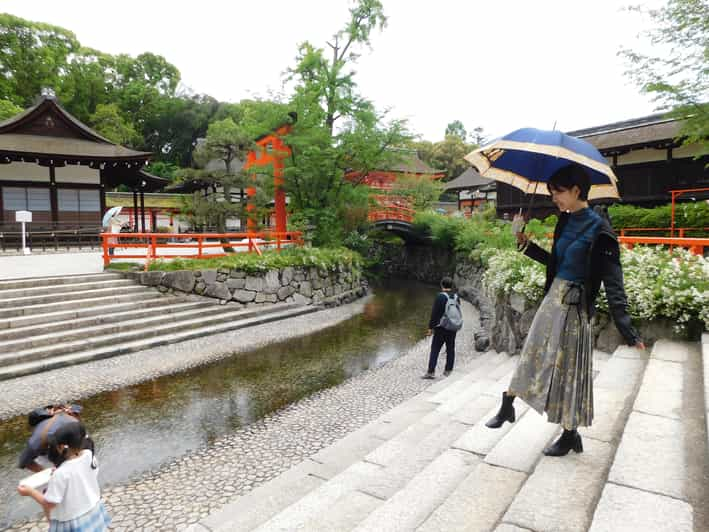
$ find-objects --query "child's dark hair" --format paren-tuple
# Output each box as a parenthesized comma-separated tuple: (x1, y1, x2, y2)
(547, 165, 591, 200)
(47, 421, 97, 469)
(440, 277, 454, 290)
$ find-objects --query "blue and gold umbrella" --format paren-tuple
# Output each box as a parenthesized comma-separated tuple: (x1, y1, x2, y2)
(464, 128, 619, 200)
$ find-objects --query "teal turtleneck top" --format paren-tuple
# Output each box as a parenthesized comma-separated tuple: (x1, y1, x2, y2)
(554, 207, 603, 283)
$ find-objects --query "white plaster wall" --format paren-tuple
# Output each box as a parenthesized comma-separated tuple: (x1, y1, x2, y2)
(0, 162, 51, 182)
(55, 165, 100, 184)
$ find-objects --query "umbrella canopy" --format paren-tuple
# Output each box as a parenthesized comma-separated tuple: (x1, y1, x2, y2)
(102, 206, 122, 227)
(464, 128, 619, 200)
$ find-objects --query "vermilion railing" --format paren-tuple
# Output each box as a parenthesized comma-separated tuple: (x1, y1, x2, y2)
(368, 207, 416, 223)
(618, 236, 709, 256)
(619, 227, 709, 238)
(101, 231, 303, 270)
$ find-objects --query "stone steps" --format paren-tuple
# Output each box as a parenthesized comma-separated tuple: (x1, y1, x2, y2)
(0, 302, 295, 352)
(0, 304, 319, 381)
(588, 340, 703, 532)
(0, 272, 323, 380)
(0, 272, 124, 290)
(0, 300, 212, 341)
(0, 277, 135, 299)
(186, 339, 702, 532)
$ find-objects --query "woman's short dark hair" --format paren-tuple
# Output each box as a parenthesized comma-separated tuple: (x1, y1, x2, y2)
(440, 277, 454, 289)
(547, 165, 591, 201)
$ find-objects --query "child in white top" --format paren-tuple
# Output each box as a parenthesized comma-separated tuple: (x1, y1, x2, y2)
(17, 422, 111, 532)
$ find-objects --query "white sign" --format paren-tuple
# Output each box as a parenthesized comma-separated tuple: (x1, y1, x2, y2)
(15, 210, 32, 223)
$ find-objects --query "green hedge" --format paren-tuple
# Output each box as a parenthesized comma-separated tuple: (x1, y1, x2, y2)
(609, 202, 709, 233)
(145, 247, 362, 273)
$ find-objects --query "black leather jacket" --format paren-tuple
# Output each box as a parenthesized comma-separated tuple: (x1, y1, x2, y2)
(523, 213, 640, 346)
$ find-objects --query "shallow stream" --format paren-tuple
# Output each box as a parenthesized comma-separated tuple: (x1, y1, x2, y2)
(0, 279, 436, 528)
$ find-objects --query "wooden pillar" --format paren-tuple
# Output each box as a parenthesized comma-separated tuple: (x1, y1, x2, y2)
(274, 159, 286, 233)
(132, 189, 139, 232)
(49, 166, 58, 225)
(140, 189, 146, 233)
(99, 171, 106, 221)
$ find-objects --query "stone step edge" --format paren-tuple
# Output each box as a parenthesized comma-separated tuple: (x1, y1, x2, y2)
(0, 294, 186, 329)
(195, 351, 510, 532)
(0, 285, 152, 308)
(0, 278, 136, 299)
(0, 302, 299, 351)
(0, 303, 306, 366)
(0, 291, 168, 320)
(0, 305, 321, 381)
(0, 300, 213, 341)
(0, 272, 123, 289)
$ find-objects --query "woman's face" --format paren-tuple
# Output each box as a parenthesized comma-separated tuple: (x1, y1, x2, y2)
(549, 185, 580, 212)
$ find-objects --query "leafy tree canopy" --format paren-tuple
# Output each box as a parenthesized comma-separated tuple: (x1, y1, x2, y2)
(281, 0, 410, 245)
(0, 98, 22, 121)
(620, 0, 709, 155)
(88, 103, 140, 146)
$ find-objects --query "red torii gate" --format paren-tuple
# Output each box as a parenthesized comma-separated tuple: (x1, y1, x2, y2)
(243, 123, 292, 233)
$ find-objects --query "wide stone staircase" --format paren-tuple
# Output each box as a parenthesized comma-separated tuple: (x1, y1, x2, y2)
(0, 272, 320, 381)
(187, 338, 708, 532)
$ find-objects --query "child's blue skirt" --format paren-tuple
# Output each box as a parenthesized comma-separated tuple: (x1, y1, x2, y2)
(49, 501, 111, 532)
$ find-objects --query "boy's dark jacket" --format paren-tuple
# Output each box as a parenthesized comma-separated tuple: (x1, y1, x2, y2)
(429, 291, 457, 329)
(523, 212, 640, 346)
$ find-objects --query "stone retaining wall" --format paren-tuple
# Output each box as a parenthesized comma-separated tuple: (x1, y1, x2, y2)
(373, 242, 676, 354)
(125, 266, 367, 308)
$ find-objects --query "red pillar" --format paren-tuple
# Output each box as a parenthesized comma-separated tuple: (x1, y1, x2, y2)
(274, 159, 286, 233)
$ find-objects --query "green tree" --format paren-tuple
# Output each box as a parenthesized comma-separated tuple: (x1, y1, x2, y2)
(58, 48, 116, 123)
(282, 0, 409, 245)
(620, 0, 709, 155)
(0, 98, 22, 120)
(429, 135, 474, 180)
(0, 14, 79, 106)
(445, 120, 467, 141)
(179, 118, 269, 233)
(89, 103, 140, 146)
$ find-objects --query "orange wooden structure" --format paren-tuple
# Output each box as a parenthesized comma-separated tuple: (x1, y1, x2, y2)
(243, 123, 293, 233)
(669, 188, 709, 237)
(345, 151, 445, 224)
(101, 230, 303, 269)
(618, 235, 709, 256)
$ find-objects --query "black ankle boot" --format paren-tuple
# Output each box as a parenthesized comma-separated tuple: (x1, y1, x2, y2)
(485, 392, 516, 428)
(543, 429, 583, 456)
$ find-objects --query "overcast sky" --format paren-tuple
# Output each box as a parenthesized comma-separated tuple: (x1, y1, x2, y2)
(3, 0, 663, 142)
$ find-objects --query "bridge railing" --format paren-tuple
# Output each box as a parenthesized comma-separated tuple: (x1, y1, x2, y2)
(101, 231, 304, 270)
(369, 206, 416, 223)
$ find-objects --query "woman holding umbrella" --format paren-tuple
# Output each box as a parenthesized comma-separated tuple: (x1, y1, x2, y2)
(466, 131, 644, 457)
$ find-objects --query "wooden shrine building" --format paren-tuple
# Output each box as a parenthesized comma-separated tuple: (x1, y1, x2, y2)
(0, 93, 167, 232)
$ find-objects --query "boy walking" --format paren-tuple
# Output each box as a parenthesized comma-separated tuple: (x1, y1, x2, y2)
(422, 277, 462, 379)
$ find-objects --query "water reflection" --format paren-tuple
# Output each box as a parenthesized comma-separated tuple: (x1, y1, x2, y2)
(0, 279, 435, 527)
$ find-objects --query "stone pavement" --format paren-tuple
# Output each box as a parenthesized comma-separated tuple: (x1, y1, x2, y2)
(0, 251, 103, 280)
(183, 339, 708, 532)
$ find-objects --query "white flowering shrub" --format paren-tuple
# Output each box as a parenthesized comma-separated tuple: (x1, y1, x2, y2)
(482, 243, 709, 334)
(482, 248, 546, 302)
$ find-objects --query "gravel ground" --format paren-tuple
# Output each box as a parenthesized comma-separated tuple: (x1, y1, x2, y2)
(6, 299, 481, 532)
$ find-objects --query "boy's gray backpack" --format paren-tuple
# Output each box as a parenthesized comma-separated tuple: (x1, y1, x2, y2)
(439, 293, 463, 331)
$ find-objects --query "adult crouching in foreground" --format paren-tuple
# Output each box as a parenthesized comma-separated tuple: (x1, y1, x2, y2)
(485, 164, 645, 456)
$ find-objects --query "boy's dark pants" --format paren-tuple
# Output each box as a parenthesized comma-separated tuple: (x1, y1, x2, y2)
(427, 328, 456, 374)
